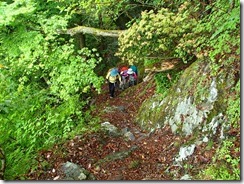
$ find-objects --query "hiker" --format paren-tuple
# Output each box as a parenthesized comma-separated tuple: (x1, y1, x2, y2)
(127, 68, 137, 87)
(129, 65, 138, 76)
(129, 65, 138, 84)
(106, 68, 122, 98)
(119, 66, 129, 90)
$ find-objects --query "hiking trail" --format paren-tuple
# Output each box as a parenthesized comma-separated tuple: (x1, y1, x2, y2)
(27, 79, 181, 180)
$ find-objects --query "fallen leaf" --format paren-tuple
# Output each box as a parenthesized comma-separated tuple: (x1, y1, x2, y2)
(88, 163, 91, 169)
(53, 175, 60, 180)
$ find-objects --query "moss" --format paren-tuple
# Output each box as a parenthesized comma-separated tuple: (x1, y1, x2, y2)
(206, 140, 214, 150)
(128, 160, 140, 169)
(174, 141, 181, 148)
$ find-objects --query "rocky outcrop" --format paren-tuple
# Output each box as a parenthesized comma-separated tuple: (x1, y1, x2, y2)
(137, 59, 237, 136)
(136, 58, 239, 178)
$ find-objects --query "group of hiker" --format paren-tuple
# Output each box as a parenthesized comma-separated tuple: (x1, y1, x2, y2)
(106, 65, 138, 98)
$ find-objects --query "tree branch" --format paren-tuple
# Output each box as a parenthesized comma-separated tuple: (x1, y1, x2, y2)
(60, 26, 127, 37)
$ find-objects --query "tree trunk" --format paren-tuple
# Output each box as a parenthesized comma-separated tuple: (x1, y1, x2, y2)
(78, 33, 85, 48)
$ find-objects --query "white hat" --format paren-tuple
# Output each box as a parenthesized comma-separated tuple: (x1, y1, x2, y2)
(127, 68, 133, 74)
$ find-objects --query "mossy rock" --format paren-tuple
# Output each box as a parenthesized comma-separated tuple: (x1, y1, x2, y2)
(136, 58, 239, 139)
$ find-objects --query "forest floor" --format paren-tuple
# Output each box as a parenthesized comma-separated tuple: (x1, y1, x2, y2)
(26, 78, 217, 180)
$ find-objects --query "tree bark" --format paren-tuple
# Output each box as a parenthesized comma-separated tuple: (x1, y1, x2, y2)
(61, 26, 126, 37)
(78, 33, 85, 48)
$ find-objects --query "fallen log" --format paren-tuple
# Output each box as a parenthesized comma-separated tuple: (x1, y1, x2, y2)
(143, 58, 195, 82)
(59, 26, 126, 37)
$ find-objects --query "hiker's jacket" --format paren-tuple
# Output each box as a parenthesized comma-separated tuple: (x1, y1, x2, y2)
(120, 70, 128, 77)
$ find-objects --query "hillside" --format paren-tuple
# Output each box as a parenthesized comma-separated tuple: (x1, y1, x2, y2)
(25, 58, 240, 180)
(0, 0, 240, 181)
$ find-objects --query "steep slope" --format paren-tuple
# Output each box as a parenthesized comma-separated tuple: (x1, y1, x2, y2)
(25, 58, 240, 180)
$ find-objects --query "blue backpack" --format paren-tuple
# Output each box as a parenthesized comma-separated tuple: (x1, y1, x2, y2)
(130, 65, 138, 75)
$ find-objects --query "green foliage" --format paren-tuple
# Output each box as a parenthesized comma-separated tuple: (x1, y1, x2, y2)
(226, 80, 240, 129)
(175, 0, 240, 70)
(198, 138, 240, 180)
(154, 70, 182, 96)
(0, 0, 104, 180)
(48, 47, 104, 100)
(0, 0, 36, 26)
(0, 80, 91, 179)
(117, 0, 239, 72)
(48, 0, 148, 29)
(116, 2, 197, 65)
(200, 164, 237, 180)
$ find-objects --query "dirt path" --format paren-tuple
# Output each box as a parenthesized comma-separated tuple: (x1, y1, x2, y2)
(26, 80, 181, 180)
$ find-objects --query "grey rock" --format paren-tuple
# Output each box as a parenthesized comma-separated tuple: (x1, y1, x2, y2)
(124, 131, 135, 141)
(61, 161, 96, 180)
(180, 174, 192, 180)
(101, 122, 120, 137)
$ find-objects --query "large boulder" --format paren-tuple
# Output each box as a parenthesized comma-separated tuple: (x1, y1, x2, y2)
(136, 59, 238, 139)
